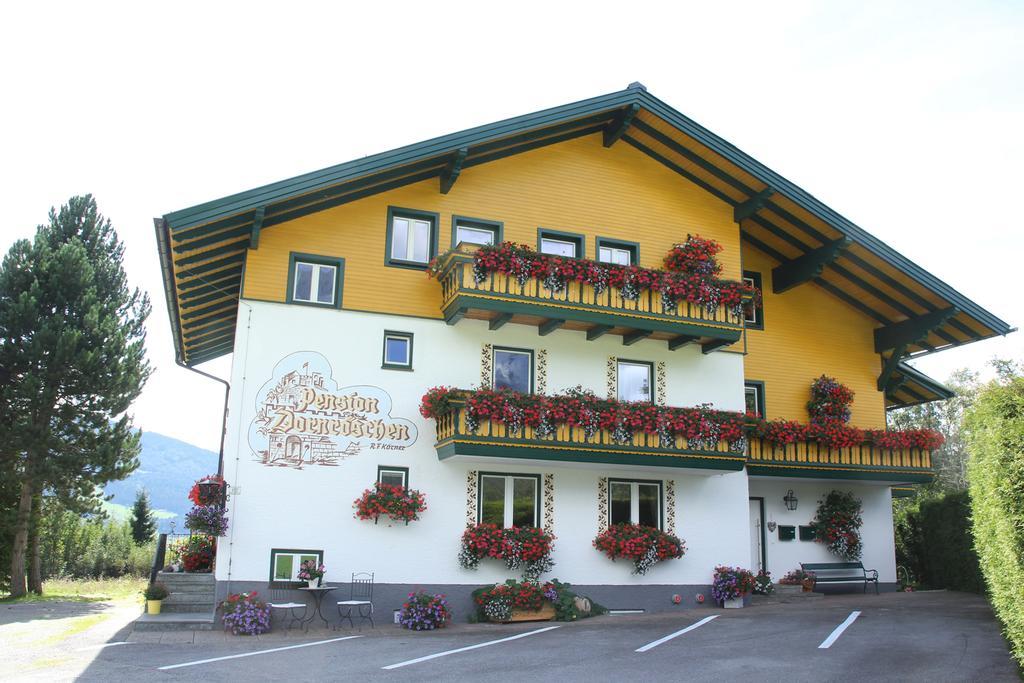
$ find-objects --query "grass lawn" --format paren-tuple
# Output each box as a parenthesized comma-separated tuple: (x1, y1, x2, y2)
(0, 576, 146, 604)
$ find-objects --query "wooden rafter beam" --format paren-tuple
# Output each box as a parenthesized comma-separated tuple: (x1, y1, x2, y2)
(249, 207, 265, 249)
(539, 319, 564, 336)
(701, 338, 733, 354)
(586, 325, 612, 341)
(603, 104, 640, 147)
(489, 312, 513, 331)
(440, 147, 468, 194)
(668, 334, 699, 350)
(733, 188, 774, 223)
(874, 307, 958, 353)
(623, 329, 652, 346)
(877, 344, 908, 391)
(772, 237, 852, 294)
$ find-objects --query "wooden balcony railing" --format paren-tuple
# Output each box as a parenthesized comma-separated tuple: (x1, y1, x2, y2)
(746, 436, 934, 483)
(435, 245, 745, 345)
(434, 401, 748, 472)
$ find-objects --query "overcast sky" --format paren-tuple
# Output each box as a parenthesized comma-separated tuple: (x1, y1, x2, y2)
(1, 1, 1020, 452)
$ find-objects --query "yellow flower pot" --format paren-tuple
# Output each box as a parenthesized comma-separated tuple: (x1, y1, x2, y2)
(146, 599, 162, 615)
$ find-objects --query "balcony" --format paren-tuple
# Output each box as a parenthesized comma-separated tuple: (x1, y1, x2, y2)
(434, 245, 745, 350)
(433, 400, 748, 472)
(746, 437, 934, 483)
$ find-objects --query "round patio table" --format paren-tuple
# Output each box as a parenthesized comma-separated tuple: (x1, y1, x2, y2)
(297, 585, 336, 629)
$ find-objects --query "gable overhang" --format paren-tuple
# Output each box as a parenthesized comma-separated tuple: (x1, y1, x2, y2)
(156, 84, 1014, 366)
(885, 361, 956, 410)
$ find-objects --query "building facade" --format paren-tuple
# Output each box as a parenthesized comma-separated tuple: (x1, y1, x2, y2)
(155, 84, 1012, 613)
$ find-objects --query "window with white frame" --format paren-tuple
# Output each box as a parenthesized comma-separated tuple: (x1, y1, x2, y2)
(608, 479, 661, 528)
(617, 360, 653, 403)
(270, 549, 323, 582)
(744, 382, 764, 418)
(377, 466, 408, 489)
(455, 222, 497, 246)
(390, 214, 433, 264)
(540, 237, 577, 257)
(382, 331, 413, 369)
(479, 473, 539, 528)
(742, 271, 763, 329)
(599, 245, 632, 265)
(492, 347, 533, 394)
(292, 261, 337, 305)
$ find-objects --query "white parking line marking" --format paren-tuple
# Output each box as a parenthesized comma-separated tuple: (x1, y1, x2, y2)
(381, 625, 561, 670)
(157, 635, 362, 670)
(818, 611, 862, 649)
(75, 641, 132, 652)
(635, 615, 719, 652)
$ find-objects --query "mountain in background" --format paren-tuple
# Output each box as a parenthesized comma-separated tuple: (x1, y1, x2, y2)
(103, 431, 218, 530)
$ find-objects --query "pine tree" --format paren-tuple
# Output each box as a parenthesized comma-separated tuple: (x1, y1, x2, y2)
(0, 195, 151, 596)
(130, 489, 157, 545)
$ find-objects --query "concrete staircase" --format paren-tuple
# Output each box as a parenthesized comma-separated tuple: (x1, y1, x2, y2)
(134, 572, 217, 631)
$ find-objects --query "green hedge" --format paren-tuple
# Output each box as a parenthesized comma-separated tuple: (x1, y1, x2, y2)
(966, 377, 1024, 667)
(894, 491, 983, 592)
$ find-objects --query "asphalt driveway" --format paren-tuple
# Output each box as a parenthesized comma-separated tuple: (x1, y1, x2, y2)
(3, 590, 1018, 681)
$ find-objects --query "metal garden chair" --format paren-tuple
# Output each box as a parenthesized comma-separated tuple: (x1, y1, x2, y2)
(335, 572, 374, 630)
(267, 582, 309, 632)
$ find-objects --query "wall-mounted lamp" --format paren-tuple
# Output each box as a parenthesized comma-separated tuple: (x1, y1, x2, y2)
(783, 490, 798, 511)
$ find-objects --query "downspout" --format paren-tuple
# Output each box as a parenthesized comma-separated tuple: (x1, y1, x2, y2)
(176, 360, 230, 476)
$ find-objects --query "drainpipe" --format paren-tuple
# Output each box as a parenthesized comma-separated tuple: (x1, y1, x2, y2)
(177, 360, 230, 476)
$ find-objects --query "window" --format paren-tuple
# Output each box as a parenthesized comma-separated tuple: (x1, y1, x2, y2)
(596, 238, 639, 266)
(608, 479, 662, 528)
(377, 466, 408, 489)
(270, 548, 323, 582)
(617, 360, 653, 403)
(742, 270, 764, 329)
(538, 229, 584, 258)
(744, 381, 765, 418)
(452, 216, 502, 247)
(287, 253, 344, 308)
(492, 347, 533, 394)
(478, 473, 540, 527)
(387, 207, 439, 268)
(382, 331, 413, 370)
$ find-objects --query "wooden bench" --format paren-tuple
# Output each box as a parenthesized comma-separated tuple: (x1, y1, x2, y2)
(801, 561, 879, 594)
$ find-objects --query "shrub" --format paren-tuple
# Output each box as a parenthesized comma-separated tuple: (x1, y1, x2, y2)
(398, 591, 451, 631)
(221, 591, 270, 635)
(966, 377, 1024, 667)
(593, 524, 686, 575)
(143, 582, 169, 600)
(917, 491, 983, 592)
(353, 482, 427, 524)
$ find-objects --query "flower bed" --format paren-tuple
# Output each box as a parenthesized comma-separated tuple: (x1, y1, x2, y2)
(353, 481, 427, 524)
(421, 386, 748, 452)
(473, 579, 557, 622)
(398, 591, 451, 631)
(711, 566, 756, 603)
(429, 236, 758, 317)
(457, 523, 555, 580)
(593, 524, 686, 575)
(221, 591, 271, 635)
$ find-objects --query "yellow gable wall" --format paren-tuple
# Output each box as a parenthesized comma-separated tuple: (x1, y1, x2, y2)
(243, 133, 741, 316)
(742, 247, 886, 429)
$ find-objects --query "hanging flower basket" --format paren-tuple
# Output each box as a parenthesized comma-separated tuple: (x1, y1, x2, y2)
(190, 474, 226, 507)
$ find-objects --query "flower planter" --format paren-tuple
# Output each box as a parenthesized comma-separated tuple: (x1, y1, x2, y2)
(307, 577, 321, 588)
(146, 599, 162, 615)
(492, 603, 556, 623)
(723, 597, 744, 609)
(801, 578, 816, 593)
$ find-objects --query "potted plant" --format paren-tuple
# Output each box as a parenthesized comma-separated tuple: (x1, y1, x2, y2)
(711, 566, 756, 608)
(179, 535, 216, 572)
(593, 524, 686, 575)
(221, 591, 271, 635)
(398, 591, 452, 631)
(297, 559, 326, 588)
(143, 582, 169, 615)
(190, 474, 227, 507)
(752, 570, 774, 595)
(473, 580, 558, 623)
(779, 568, 816, 592)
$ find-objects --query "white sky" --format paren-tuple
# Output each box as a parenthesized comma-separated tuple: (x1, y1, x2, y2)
(1, 1, 1021, 451)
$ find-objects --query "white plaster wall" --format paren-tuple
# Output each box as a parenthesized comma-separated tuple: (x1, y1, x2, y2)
(747, 479, 897, 582)
(216, 300, 750, 587)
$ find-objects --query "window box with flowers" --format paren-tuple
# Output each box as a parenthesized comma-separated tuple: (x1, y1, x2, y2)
(457, 523, 555, 581)
(352, 481, 427, 525)
(593, 524, 686, 575)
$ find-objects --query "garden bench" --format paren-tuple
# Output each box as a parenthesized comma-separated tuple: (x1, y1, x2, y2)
(801, 561, 879, 594)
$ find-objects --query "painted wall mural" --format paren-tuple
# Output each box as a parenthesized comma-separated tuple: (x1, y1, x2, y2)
(249, 351, 418, 469)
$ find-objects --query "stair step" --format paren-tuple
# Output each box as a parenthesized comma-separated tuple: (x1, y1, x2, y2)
(163, 602, 217, 613)
(135, 611, 216, 631)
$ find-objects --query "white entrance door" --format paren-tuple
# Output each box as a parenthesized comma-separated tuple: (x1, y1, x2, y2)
(749, 499, 764, 572)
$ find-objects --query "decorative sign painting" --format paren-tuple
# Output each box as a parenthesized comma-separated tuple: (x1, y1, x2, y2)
(250, 351, 418, 469)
